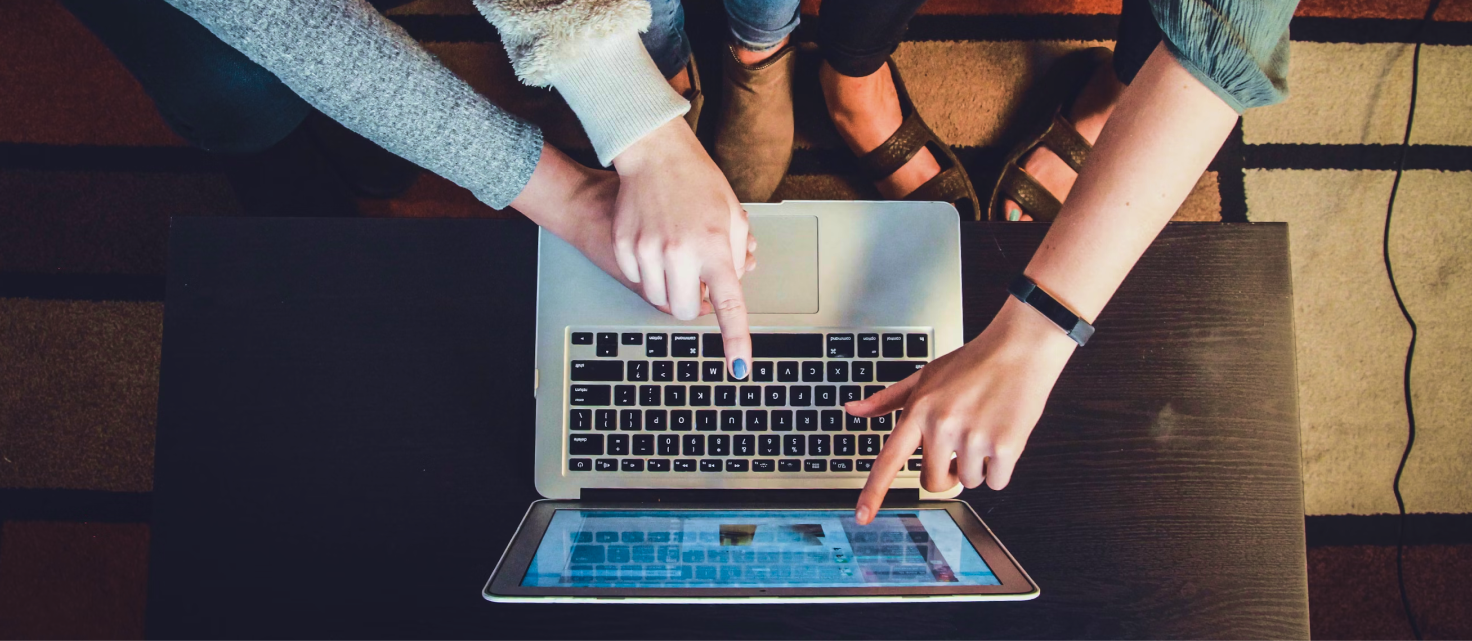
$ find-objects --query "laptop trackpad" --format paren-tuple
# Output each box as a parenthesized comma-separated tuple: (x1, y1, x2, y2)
(742, 215, 819, 314)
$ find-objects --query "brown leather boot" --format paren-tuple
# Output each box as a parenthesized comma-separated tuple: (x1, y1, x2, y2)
(681, 55, 704, 132)
(712, 43, 796, 203)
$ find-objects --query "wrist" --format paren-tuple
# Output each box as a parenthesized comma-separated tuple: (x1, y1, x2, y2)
(994, 296, 1080, 359)
(611, 118, 689, 176)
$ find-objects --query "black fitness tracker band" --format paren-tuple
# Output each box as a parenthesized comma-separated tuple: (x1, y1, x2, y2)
(1007, 274, 1095, 347)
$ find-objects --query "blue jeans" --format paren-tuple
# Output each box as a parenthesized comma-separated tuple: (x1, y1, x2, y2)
(642, 0, 801, 79)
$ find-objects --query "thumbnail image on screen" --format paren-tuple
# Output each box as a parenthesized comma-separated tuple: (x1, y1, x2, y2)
(521, 509, 999, 588)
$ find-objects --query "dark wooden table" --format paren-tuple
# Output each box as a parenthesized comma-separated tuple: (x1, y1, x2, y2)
(150, 218, 1307, 639)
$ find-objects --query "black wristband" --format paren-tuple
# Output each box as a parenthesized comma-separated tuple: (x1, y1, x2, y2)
(1007, 274, 1094, 346)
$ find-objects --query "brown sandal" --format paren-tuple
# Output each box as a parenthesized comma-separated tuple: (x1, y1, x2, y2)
(849, 57, 981, 220)
(988, 47, 1112, 222)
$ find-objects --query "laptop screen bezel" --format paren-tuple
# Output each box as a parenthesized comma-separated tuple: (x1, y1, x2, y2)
(484, 499, 1037, 599)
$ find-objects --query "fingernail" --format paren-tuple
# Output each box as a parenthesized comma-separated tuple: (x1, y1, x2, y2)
(1007, 208, 1021, 222)
(732, 358, 748, 380)
(856, 506, 870, 524)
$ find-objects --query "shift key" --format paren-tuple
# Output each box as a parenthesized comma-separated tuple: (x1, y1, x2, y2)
(570, 385, 612, 405)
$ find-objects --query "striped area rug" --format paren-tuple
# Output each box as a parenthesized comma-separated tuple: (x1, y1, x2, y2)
(1, 0, 1470, 637)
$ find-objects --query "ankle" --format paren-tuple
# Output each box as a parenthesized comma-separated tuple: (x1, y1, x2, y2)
(733, 36, 789, 67)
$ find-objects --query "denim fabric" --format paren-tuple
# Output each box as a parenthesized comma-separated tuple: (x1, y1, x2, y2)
(642, 0, 801, 79)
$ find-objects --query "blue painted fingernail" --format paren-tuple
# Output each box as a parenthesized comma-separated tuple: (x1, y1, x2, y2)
(732, 358, 748, 380)
(1007, 208, 1022, 222)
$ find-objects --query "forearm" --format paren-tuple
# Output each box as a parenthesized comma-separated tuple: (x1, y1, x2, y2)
(1025, 43, 1239, 321)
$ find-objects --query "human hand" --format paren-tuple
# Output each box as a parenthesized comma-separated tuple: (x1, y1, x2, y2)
(612, 118, 755, 377)
(845, 297, 1078, 524)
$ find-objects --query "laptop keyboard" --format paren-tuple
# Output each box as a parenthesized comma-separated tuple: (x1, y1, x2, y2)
(564, 328, 930, 475)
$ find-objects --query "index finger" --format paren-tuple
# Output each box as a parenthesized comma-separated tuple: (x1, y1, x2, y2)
(854, 413, 923, 525)
(702, 261, 752, 380)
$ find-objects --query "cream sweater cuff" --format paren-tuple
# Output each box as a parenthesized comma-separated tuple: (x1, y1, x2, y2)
(549, 31, 689, 167)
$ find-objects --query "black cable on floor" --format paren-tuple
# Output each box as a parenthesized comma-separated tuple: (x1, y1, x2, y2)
(1384, 1, 1441, 639)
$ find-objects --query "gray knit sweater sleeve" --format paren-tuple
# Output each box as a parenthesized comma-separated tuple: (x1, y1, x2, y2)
(167, 0, 543, 209)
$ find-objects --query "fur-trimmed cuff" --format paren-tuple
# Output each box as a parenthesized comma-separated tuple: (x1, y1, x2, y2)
(549, 31, 689, 166)
(476, 0, 651, 86)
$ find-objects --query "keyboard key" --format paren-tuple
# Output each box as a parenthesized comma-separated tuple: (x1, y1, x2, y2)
(907, 333, 929, 358)
(633, 434, 654, 455)
(671, 333, 699, 357)
(690, 385, 711, 406)
(682, 435, 705, 456)
(619, 409, 641, 431)
(745, 410, 768, 431)
(864, 385, 886, 399)
(597, 332, 618, 357)
(752, 361, 774, 382)
(809, 434, 831, 456)
(858, 333, 879, 357)
(702, 334, 725, 358)
(860, 434, 882, 456)
(663, 386, 686, 407)
(835, 435, 855, 456)
(596, 458, 617, 471)
(569, 434, 603, 455)
(674, 459, 696, 472)
(645, 410, 667, 431)
(777, 361, 800, 382)
(725, 459, 750, 472)
(907, 459, 923, 471)
(795, 410, 818, 431)
(790, 386, 812, 406)
(771, 410, 793, 431)
(696, 410, 717, 431)
(881, 334, 904, 358)
(640, 385, 661, 406)
(758, 434, 780, 456)
(570, 385, 611, 406)
(658, 434, 678, 456)
(615, 385, 636, 406)
(608, 434, 629, 455)
(840, 386, 861, 404)
(622, 458, 645, 472)
(830, 459, 854, 472)
(627, 361, 648, 382)
(570, 361, 623, 381)
(739, 386, 761, 406)
(715, 386, 736, 406)
(720, 410, 742, 432)
(645, 333, 668, 357)
(877, 361, 925, 382)
(647, 459, 670, 472)
(779, 459, 802, 472)
(572, 332, 593, 345)
(801, 361, 824, 382)
(815, 386, 837, 406)
(652, 361, 673, 382)
(703, 361, 725, 382)
(700, 459, 723, 472)
(826, 361, 849, 382)
(733, 434, 755, 456)
(678, 361, 699, 382)
(852, 361, 874, 383)
(570, 409, 592, 430)
(750, 333, 824, 357)
(783, 435, 805, 457)
(569, 457, 592, 471)
(764, 386, 786, 406)
(753, 459, 775, 472)
(826, 333, 855, 358)
(595, 409, 616, 431)
(805, 459, 827, 472)
(671, 410, 692, 431)
(622, 333, 643, 345)
(857, 459, 874, 472)
(820, 410, 843, 431)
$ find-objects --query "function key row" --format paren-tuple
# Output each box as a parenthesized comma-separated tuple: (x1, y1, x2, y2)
(569, 458, 922, 473)
(571, 360, 925, 383)
(569, 408, 899, 432)
(569, 433, 912, 458)
(571, 332, 929, 359)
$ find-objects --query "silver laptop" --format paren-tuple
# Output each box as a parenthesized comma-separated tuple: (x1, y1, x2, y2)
(484, 201, 1038, 603)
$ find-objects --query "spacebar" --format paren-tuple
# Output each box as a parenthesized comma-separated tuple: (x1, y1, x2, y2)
(702, 333, 825, 358)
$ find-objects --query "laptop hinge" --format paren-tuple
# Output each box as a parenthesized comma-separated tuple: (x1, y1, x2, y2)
(579, 488, 920, 504)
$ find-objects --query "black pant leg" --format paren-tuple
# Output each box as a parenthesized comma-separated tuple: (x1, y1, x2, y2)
(817, 0, 930, 77)
(1112, 0, 1164, 85)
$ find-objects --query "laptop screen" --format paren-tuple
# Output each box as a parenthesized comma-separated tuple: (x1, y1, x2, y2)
(521, 509, 1000, 588)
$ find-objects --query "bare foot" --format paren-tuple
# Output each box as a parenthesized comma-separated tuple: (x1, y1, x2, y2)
(821, 61, 942, 199)
(1002, 61, 1125, 220)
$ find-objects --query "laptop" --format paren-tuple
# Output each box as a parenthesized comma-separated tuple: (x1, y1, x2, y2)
(484, 201, 1038, 603)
